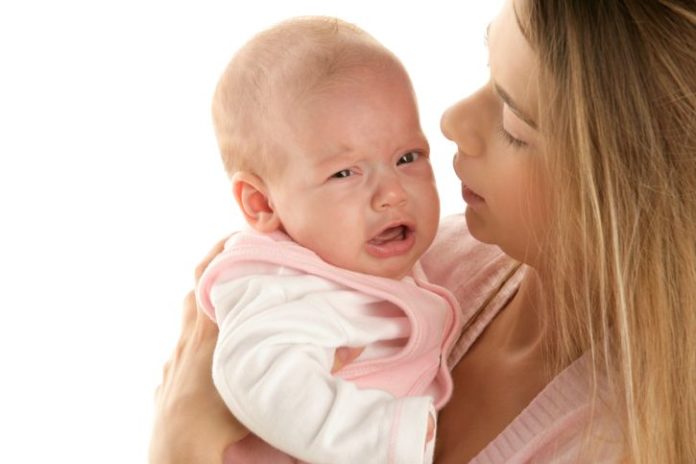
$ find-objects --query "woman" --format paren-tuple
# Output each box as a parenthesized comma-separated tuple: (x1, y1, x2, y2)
(151, 0, 696, 462)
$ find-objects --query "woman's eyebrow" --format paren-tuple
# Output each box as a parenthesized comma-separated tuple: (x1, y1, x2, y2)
(493, 82, 537, 129)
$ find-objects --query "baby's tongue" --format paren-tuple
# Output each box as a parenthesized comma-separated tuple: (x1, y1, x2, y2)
(370, 226, 404, 244)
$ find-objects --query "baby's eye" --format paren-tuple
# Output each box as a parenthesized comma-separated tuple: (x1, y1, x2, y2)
(397, 152, 420, 165)
(331, 169, 353, 179)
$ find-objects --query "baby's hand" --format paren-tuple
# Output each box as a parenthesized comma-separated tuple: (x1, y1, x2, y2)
(426, 414, 435, 442)
(423, 413, 436, 464)
(331, 346, 365, 373)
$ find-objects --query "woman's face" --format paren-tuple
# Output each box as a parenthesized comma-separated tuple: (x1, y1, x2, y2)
(441, 0, 547, 267)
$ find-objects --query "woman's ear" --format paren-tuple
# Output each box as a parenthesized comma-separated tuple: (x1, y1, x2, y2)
(231, 171, 282, 233)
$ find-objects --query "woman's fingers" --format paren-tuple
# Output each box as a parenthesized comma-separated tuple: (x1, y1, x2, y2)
(180, 291, 198, 336)
(195, 238, 228, 282)
(186, 237, 227, 339)
(150, 288, 248, 464)
(151, 238, 252, 463)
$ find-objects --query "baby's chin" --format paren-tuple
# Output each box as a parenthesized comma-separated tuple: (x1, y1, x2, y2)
(332, 256, 417, 281)
(364, 267, 412, 280)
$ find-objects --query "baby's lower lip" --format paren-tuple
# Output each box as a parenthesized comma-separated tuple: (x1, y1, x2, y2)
(365, 227, 415, 258)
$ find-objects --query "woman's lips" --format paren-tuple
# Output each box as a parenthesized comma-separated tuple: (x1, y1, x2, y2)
(462, 185, 485, 205)
(365, 225, 415, 258)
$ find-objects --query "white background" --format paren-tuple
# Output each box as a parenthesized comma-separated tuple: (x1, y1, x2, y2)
(0, 1, 502, 462)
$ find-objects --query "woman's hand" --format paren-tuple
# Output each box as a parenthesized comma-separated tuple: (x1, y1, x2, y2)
(150, 240, 249, 464)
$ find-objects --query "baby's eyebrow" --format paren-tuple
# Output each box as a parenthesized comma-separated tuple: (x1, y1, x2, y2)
(314, 147, 355, 170)
(493, 82, 537, 129)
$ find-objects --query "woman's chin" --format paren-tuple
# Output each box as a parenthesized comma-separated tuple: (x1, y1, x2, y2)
(464, 208, 493, 245)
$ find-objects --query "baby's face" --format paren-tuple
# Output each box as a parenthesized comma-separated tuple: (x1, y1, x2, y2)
(267, 65, 439, 279)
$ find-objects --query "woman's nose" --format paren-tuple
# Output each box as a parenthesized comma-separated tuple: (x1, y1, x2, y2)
(440, 88, 489, 157)
(371, 173, 408, 211)
(440, 102, 461, 143)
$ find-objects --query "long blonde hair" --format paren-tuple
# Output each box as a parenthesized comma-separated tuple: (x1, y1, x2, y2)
(523, 0, 696, 461)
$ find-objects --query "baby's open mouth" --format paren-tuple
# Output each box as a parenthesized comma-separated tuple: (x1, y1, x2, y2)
(369, 225, 409, 245)
(365, 224, 416, 259)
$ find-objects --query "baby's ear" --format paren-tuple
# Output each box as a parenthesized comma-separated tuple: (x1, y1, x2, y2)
(231, 171, 282, 233)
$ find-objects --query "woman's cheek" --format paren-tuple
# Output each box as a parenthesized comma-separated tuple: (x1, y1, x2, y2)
(452, 153, 465, 180)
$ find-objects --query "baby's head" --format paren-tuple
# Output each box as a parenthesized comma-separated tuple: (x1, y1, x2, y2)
(212, 17, 440, 279)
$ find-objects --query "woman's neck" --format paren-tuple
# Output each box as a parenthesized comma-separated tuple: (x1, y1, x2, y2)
(489, 268, 546, 355)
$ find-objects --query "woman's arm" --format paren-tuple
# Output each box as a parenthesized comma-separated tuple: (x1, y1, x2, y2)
(149, 241, 249, 464)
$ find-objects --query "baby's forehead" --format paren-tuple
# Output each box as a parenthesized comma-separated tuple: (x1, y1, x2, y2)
(281, 57, 401, 103)
(263, 53, 409, 148)
(246, 20, 400, 89)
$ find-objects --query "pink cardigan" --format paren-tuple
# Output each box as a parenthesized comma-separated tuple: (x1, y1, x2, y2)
(421, 214, 623, 463)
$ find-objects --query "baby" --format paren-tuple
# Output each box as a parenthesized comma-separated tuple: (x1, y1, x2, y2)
(197, 16, 462, 464)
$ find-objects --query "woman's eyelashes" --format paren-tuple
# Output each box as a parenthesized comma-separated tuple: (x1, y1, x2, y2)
(497, 124, 528, 149)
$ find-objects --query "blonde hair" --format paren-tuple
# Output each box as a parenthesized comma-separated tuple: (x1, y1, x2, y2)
(522, 0, 696, 461)
(211, 16, 399, 179)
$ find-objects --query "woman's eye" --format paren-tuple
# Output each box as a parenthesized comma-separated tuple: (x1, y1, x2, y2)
(497, 125, 528, 149)
(397, 152, 420, 165)
(331, 169, 352, 179)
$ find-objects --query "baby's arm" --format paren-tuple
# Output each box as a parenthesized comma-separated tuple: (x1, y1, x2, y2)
(209, 272, 435, 464)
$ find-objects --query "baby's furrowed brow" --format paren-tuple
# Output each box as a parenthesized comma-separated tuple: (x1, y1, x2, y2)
(313, 149, 358, 171)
